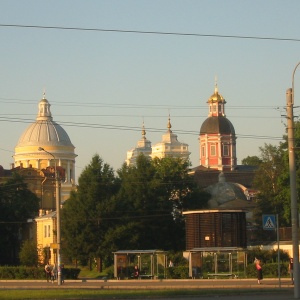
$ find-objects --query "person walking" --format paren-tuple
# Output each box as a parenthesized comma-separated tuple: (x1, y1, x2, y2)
(289, 258, 294, 285)
(254, 258, 263, 284)
(44, 262, 51, 282)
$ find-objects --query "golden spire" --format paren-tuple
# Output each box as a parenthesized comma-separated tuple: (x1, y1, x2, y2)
(141, 120, 146, 138)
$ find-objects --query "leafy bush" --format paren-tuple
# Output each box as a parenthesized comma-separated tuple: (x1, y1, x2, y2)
(165, 266, 189, 279)
(103, 265, 114, 279)
(246, 262, 289, 278)
(19, 240, 38, 267)
(0, 266, 80, 280)
(247, 247, 290, 264)
(0, 266, 44, 279)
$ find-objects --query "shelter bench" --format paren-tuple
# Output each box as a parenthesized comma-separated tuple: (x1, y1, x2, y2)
(139, 274, 154, 279)
(207, 273, 236, 279)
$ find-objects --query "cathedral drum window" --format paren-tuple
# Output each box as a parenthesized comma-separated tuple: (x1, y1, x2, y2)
(223, 145, 229, 156)
(210, 145, 216, 156)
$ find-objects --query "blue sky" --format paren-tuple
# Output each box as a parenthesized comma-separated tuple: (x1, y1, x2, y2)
(1, 0, 300, 180)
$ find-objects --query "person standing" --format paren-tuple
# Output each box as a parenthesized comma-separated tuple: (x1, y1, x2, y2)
(289, 258, 294, 284)
(60, 264, 65, 283)
(134, 265, 140, 279)
(44, 262, 51, 282)
(51, 264, 57, 283)
(255, 258, 263, 284)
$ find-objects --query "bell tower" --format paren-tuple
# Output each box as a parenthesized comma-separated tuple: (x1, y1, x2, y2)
(199, 82, 237, 171)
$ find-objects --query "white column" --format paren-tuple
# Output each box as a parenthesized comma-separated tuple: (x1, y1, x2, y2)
(205, 136, 209, 166)
(67, 161, 70, 183)
(36, 159, 40, 169)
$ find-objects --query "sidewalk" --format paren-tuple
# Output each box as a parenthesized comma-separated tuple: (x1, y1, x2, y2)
(0, 278, 297, 299)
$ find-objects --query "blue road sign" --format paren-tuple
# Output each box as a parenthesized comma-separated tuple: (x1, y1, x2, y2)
(262, 214, 276, 230)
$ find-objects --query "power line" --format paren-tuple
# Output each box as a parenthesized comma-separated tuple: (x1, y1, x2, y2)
(0, 116, 284, 141)
(0, 97, 285, 110)
(0, 112, 283, 119)
(0, 24, 299, 43)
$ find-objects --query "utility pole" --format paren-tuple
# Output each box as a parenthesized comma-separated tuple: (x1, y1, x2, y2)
(286, 88, 300, 298)
(38, 147, 62, 285)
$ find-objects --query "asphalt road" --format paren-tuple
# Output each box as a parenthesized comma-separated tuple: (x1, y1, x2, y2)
(0, 278, 297, 299)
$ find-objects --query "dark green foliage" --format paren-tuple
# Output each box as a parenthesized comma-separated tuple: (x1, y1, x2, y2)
(0, 266, 79, 279)
(166, 251, 189, 267)
(0, 173, 40, 265)
(245, 263, 289, 278)
(115, 155, 209, 251)
(241, 155, 262, 166)
(19, 240, 38, 267)
(62, 154, 119, 267)
(247, 247, 290, 264)
(103, 265, 114, 279)
(251, 121, 300, 228)
(246, 247, 290, 278)
(62, 154, 209, 268)
(165, 266, 189, 279)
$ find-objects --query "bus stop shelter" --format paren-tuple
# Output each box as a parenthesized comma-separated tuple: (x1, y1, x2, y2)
(184, 247, 247, 279)
(113, 250, 166, 279)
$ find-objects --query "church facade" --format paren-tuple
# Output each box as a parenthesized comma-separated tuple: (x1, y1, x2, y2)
(125, 122, 152, 166)
(126, 116, 190, 166)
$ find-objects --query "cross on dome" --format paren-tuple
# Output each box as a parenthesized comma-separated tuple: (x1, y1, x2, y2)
(167, 115, 172, 133)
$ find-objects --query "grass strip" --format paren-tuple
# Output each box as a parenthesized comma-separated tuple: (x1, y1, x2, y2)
(0, 288, 292, 299)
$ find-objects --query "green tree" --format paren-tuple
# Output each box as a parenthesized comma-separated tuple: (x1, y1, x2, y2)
(113, 155, 209, 251)
(0, 173, 39, 265)
(241, 155, 262, 166)
(61, 154, 119, 268)
(252, 143, 289, 227)
(252, 119, 300, 228)
(19, 240, 38, 266)
(62, 154, 209, 268)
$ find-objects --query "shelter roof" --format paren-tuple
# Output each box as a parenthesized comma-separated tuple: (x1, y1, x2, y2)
(113, 250, 165, 255)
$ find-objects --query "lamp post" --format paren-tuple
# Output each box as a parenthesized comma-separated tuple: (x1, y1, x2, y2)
(38, 147, 62, 285)
(287, 61, 300, 298)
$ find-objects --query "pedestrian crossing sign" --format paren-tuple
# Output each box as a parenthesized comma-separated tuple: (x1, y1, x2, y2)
(262, 215, 276, 230)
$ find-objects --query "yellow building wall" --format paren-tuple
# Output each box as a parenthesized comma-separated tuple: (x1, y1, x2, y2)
(36, 215, 57, 265)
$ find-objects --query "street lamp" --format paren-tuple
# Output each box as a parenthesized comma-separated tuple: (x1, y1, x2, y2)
(287, 62, 300, 298)
(38, 147, 62, 285)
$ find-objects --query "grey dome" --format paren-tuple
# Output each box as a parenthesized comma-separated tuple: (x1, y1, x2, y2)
(16, 96, 74, 148)
(17, 121, 73, 147)
(200, 116, 235, 135)
(205, 173, 249, 209)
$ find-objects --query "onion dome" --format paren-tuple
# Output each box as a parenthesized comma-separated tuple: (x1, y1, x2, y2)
(200, 116, 235, 135)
